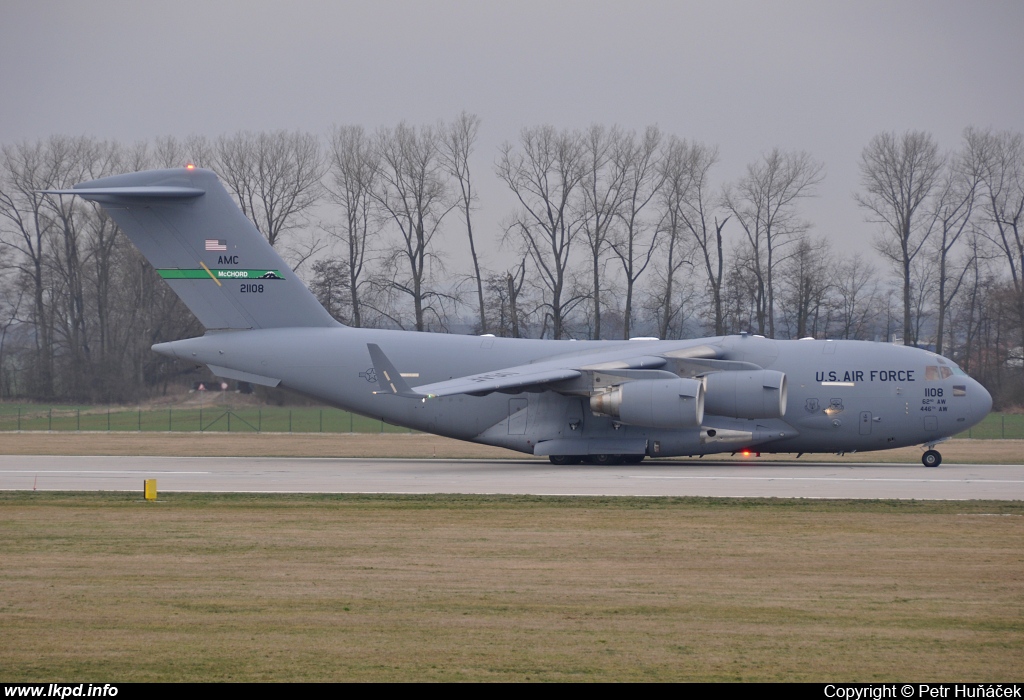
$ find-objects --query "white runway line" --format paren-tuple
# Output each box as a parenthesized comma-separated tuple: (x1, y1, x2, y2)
(3, 470, 211, 474)
(628, 475, 1024, 483)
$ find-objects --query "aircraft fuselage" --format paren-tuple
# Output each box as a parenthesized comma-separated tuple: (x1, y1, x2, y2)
(156, 329, 992, 459)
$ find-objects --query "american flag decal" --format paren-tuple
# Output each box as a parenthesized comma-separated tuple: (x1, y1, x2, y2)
(205, 239, 227, 251)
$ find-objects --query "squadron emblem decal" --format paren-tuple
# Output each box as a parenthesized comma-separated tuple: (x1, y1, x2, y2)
(157, 269, 285, 280)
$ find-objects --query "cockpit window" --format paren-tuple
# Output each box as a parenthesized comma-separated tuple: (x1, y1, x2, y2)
(935, 355, 969, 375)
(925, 365, 955, 380)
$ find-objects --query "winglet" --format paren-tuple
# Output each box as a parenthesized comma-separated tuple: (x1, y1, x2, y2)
(367, 344, 428, 399)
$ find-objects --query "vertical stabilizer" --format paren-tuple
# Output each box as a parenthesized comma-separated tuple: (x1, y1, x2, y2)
(53, 167, 338, 331)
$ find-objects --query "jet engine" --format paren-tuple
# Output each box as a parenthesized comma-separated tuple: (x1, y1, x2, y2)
(702, 369, 787, 419)
(590, 377, 704, 429)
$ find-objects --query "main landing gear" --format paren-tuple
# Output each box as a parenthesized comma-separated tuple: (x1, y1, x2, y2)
(922, 449, 942, 468)
(548, 454, 645, 465)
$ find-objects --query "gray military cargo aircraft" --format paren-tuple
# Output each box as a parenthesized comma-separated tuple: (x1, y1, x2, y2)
(46, 167, 993, 468)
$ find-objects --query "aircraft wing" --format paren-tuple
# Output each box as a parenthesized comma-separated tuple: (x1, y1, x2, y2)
(411, 366, 585, 398)
(365, 343, 584, 398)
(368, 342, 685, 398)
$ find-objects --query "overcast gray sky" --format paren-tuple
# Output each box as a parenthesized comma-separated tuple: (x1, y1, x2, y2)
(3, 0, 1023, 267)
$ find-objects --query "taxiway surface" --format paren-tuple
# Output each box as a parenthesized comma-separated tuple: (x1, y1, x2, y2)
(1, 455, 1022, 499)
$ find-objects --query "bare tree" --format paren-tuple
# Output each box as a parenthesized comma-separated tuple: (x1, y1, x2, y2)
(1, 136, 204, 402)
(578, 125, 627, 338)
(609, 126, 664, 339)
(641, 258, 698, 340)
(776, 235, 833, 339)
(439, 112, 487, 333)
(506, 260, 528, 338)
(832, 253, 880, 340)
(149, 134, 215, 170)
(214, 130, 325, 249)
(326, 125, 380, 327)
(44, 139, 164, 401)
(480, 260, 531, 338)
(952, 232, 996, 374)
(44, 144, 98, 396)
(497, 125, 586, 339)
(658, 138, 727, 335)
(725, 149, 824, 337)
(0, 137, 91, 397)
(909, 257, 935, 347)
(720, 247, 762, 334)
(372, 122, 454, 332)
(964, 127, 1024, 348)
(308, 258, 350, 322)
(928, 149, 977, 354)
(856, 131, 943, 346)
(0, 270, 24, 398)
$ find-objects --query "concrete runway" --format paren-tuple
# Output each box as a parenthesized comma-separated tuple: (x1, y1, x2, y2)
(1, 454, 1022, 499)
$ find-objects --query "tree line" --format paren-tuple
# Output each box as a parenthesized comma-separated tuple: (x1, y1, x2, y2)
(1, 118, 1022, 406)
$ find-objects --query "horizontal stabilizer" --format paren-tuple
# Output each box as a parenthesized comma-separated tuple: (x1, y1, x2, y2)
(41, 186, 204, 200)
(367, 344, 421, 398)
(207, 364, 281, 388)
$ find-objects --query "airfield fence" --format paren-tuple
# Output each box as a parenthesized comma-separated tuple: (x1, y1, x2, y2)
(0, 405, 416, 434)
(0, 404, 1020, 438)
(954, 412, 1024, 439)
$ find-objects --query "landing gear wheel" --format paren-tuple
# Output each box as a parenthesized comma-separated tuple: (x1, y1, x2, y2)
(587, 454, 622, 465)
(549, 455, 582, 466)
(621, 455, 645, 464)
(922, 449, 942, 468)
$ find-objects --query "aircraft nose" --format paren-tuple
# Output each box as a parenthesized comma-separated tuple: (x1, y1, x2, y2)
(969, 377, 993, 425)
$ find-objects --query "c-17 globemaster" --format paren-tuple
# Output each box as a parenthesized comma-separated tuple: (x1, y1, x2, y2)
(46, 167, 992, 468)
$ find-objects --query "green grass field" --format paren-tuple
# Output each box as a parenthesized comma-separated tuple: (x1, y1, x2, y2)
(0, 403, 415, 434)
(958, 411, 1024, 438)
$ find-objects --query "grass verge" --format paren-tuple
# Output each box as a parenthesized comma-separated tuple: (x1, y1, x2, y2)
(1, 492, 1021, 681)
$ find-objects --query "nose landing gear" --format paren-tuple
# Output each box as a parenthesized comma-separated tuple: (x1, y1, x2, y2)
(922, 449, 942, 468)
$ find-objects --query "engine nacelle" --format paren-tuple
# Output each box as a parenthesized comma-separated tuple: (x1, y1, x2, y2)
(590, 378, 704, 429)
(703, 369, 787, 419)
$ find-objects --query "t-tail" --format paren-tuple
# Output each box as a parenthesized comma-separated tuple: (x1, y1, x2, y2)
(45, 167, 338, 331)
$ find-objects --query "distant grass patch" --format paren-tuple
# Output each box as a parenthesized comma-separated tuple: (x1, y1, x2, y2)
(0, 404, 414, 434)
(1, 492, 1021, 681)
(0, 402, 1021, 438)
(957, 411, 1024, 439)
